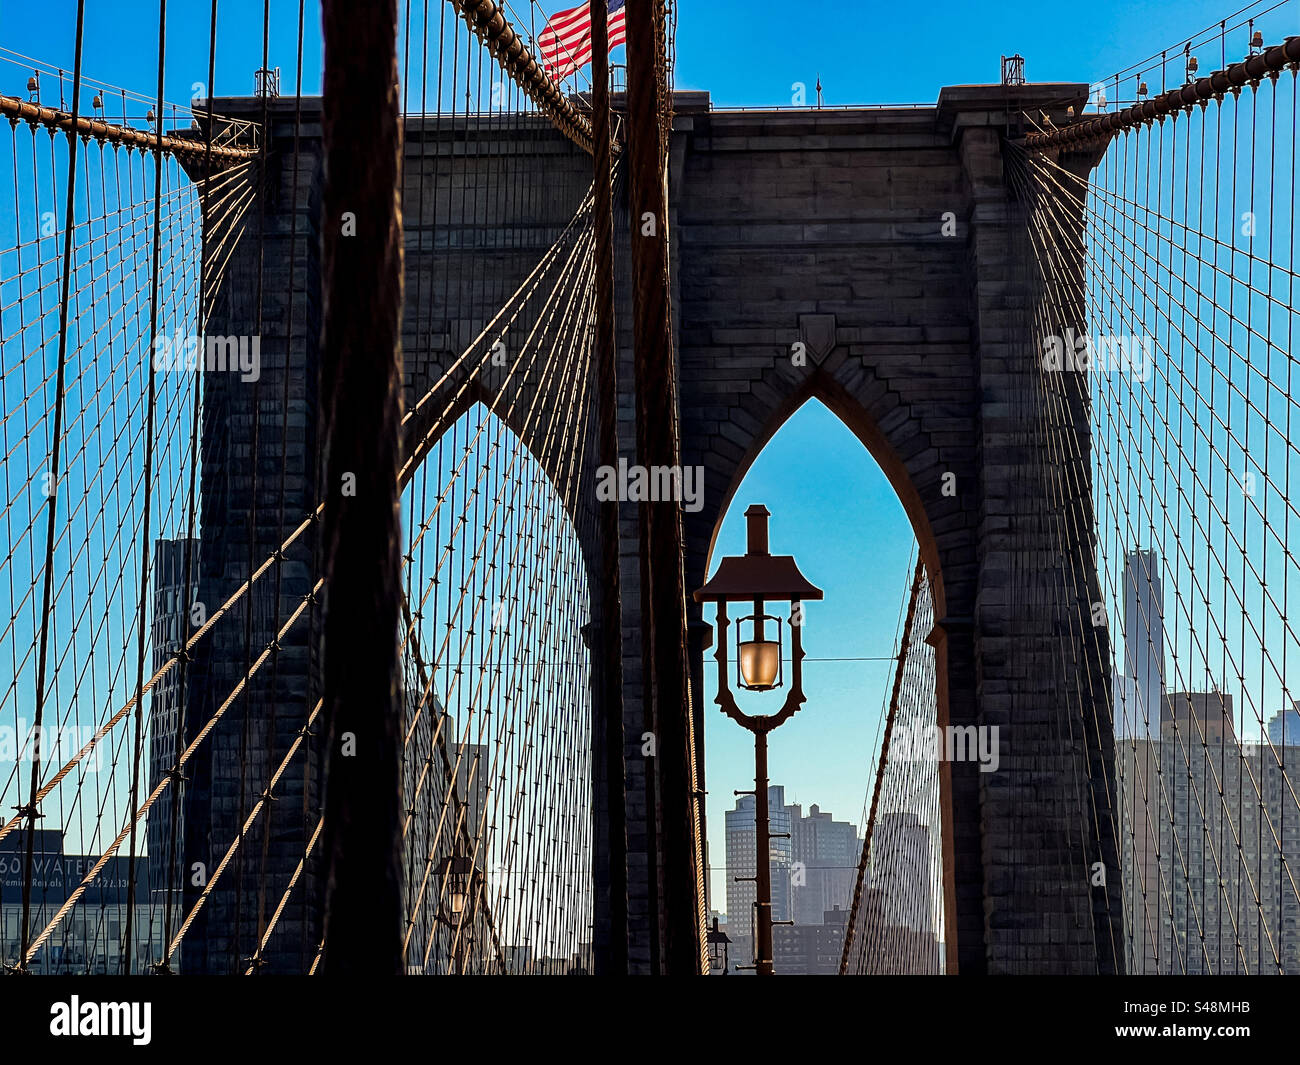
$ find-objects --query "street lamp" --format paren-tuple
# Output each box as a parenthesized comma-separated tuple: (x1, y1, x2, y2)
(434, 853, 482, 974)
(694, 504, 823, 976)
(706, 915, 732, 974)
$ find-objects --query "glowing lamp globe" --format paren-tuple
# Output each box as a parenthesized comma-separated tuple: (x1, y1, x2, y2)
(738, 637, 781, 691)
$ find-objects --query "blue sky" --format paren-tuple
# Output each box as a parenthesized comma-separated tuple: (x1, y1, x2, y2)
(676, 0, 1287, 106)
(1, 0, 1290, 113)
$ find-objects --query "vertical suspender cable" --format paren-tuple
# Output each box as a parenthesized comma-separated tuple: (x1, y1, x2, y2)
(590, 0, 629, 977)
(18, 0, 87, 972)
(839, 561, 924, 974)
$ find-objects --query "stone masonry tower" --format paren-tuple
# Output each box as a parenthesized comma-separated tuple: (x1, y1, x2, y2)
(182, 83, 1123, 975)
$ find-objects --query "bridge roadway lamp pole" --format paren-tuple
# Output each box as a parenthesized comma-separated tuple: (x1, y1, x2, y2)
(706, 915, 732, 973)
(693, 505, 823, 976)
(435, 854, 483, 974)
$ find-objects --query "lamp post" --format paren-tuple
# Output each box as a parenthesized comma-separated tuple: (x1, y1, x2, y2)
(434, 853, 482, 974)
(694, 505, 823, 976)
(706, 915, 732, 973)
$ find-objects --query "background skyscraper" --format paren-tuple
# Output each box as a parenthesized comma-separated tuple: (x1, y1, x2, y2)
(1267, 704, 1300, 747)
(872, 811, 933, 935)
(785, 801, 860, 925)
(1121, 549, 1164, 740)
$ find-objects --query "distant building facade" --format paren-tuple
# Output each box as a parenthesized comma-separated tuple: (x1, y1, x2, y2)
(722, 790, 868, 973)
(772, 906, 853, 974)
(725, 786, 794, 948)
(842, 884, 942, 974)
(1112, 550, 1300, 974)
(1120, 688, 1300, 974)
(872, 811, 934, 935)
(146, 537, 198, 911)
(785, 801, 860, 925)
(1, 830, 160, 973)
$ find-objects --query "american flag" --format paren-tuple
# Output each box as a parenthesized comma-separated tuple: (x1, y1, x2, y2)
(537, 0, 627, 83)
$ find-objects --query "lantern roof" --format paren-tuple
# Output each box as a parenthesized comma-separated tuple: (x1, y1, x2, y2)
(693, 504, 823, 604)
(694, 553, 823, 603)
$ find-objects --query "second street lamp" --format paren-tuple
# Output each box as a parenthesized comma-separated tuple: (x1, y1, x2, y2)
(434, 853, 482, 974)
(694, 504, 823, 976)
(706, 915, 732, 974)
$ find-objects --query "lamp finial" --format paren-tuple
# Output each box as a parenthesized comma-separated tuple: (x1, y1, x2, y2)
(744, 504, 770, 555)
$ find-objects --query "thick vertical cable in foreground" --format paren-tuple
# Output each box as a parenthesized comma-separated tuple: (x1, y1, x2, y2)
(590, 0, 629, 976)
(123, 0, 170, 976)
(319, 0, 406, 974)
(624, 0, 705, 973)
